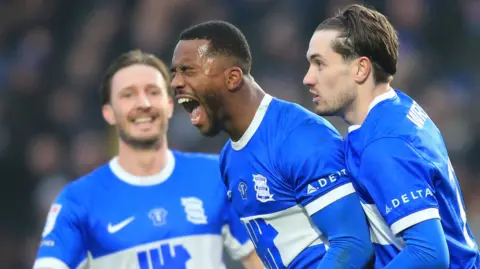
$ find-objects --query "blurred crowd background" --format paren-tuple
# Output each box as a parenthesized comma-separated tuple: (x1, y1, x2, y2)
(0, 0, 479, 268)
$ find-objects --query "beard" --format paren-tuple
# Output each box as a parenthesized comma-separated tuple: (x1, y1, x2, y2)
(117, 110, 169, 150)
(201, 118, 222, 137)
(117, 127, 163, 150)
(315, 88, 357, 117)
(199, 92, 224, 137)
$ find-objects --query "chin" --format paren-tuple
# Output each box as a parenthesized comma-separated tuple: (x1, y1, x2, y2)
(118, 129, 163, 150)
(197, 124, 221, 137)
(315, 107, 339, 117)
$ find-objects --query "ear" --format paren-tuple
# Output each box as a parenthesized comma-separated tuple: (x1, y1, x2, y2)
(167, 97, 174, 119)
(102, 104, 116, 125)
(224, 67, 243, 92)
(354, 56, 371, 84)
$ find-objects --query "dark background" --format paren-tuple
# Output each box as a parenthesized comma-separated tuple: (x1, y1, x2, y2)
(1, 0, 479, 268)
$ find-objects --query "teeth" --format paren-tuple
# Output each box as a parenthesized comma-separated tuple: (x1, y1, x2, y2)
(134, 117, 153, 123)
(177, 97, 194, 104)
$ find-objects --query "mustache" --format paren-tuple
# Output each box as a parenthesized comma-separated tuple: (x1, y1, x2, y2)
(126, 108, 160, 121)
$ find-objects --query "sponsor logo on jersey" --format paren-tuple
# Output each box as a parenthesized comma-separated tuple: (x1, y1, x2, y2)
(385, 188, 434, 214)
(307, 184, 318, 194)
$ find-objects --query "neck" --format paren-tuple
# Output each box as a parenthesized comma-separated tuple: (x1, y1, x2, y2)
(117, 136, 169, 177)
(343, 83, 391, 126)
(223, 76, 265, 141)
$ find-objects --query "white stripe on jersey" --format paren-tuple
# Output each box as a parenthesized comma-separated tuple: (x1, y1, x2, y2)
(361, 203, 405, 249)
(34, 234, 247, 269)
(305, 183, 356, 216)
(241, 204, 324, 267)
(33, 257, 70, 269)
(390, 208, 440, 235)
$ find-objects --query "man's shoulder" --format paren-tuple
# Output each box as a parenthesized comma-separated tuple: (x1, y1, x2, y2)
(269, 97, 341, 139)
(60, 163, 112, 201)
(173, 150, 219, 163)
(172, 150, 223, 184)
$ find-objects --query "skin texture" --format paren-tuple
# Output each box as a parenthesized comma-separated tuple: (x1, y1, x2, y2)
(304, 29, 387, 125)
(171, 39, 262, 141)
(102, 64, 173, 150)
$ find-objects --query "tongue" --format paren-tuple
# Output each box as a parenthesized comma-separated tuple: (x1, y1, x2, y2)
(189, 106, 204, 125)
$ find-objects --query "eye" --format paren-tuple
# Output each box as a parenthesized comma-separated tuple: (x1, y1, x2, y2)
(314, 60, 325, 71)
(180, 66, 197, 76)
(122, 92, 133, 98)
(149, 89, 161, 96)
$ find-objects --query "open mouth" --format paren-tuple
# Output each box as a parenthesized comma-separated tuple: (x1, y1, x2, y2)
(132, 117, 154, 123)
(177, 97, 200, 113)
(130, 116, 157, 128)
(176, 95, 205, 126)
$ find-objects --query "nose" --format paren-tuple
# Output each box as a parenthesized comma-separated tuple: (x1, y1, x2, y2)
(170, 73, 185, 93)
(137, 92, 152, 108)
(303, 66, 316, 88)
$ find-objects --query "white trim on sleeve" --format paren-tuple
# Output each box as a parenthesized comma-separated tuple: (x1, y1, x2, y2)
(304, 183, 356, 216)
(33, 257, 70, 269)
(222, 224, 255, 260)
(390, 207, 440, 235)
(232, 241, 255, 260)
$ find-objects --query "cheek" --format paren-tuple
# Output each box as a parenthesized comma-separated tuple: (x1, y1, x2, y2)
(112, 105, 130, 122)
(322, 67, 348, 90)
(185, 75, 206, 91)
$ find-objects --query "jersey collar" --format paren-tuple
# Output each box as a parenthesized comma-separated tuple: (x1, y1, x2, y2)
(348, 88, 397, 133)
(109, 150, 175, 186)
(231, 94, 273, 151)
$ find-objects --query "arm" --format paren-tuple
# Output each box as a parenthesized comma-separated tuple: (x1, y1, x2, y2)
(359, 138, 448, 268)
(222, 204, 264, 268)
(384, 219, 449, 269)
(312, 193, 374, 268)
(241, 251, 265, 269)
(279, 121, 374, 268)
(34, 184, 89, 269)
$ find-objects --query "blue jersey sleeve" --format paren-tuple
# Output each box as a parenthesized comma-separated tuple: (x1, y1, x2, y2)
(359, 137, 440, 235)
(34, 184, 88, 269)
(278, 120, 355, 216)
(222, 203, 254, 260)
(384, 219, 449, 269)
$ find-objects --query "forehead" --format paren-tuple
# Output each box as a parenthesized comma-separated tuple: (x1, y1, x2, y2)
(172, 39, 211, 65)
(111, 64, 166, 91)
(307, 29, 342, 59)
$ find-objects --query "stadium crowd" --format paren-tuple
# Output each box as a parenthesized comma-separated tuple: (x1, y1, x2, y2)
(0, 0, 479, 267)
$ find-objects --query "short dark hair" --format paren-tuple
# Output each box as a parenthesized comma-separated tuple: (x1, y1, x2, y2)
(100, 50, 171, 105)
(179, 20, 252, 74)
(317, 4, 399, 84)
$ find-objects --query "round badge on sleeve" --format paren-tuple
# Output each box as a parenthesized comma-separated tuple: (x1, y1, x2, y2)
(42, 204, 62, 237)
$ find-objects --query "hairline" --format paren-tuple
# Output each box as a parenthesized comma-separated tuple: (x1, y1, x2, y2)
(102, 60, 171, 105)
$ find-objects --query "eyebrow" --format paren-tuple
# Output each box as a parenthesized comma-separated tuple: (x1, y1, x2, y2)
(308, 53, 324, 61)
(120, 85, 136, 92)
(170, 64, 196, 73)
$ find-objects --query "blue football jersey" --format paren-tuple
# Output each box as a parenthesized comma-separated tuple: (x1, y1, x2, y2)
(34, 150, 253, 269)
(345, 89, 480, 268)
(220, 94, 355, 268)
